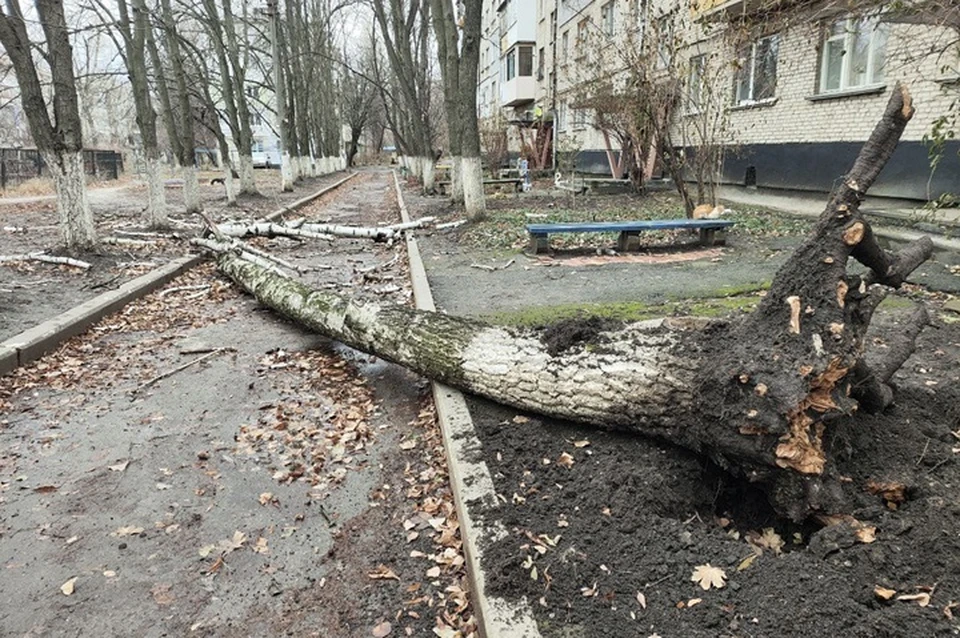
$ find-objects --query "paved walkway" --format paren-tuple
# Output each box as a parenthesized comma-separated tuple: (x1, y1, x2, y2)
(718, 185, 960, 226)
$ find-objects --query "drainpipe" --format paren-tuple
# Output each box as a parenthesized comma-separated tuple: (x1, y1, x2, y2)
(551, 0, 558, 171)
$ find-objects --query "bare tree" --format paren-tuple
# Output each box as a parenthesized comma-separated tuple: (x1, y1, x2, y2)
(430, 0, 484, 219)
(341, 49, 377, 167)
(372, 0, 437, 192)
(0, 0, 97, 250)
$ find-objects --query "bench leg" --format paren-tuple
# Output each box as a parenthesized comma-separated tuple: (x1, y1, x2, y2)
(699, 228, 716, 246)
(529, 233, 549, 254)
(618, 231, 641, 252)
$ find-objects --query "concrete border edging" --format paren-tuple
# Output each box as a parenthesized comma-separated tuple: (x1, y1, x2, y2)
(261, 171, 358, 222)
(393, 172, 541, 638)
(0, 254, 202, 375)
(0, 173, 360, 378)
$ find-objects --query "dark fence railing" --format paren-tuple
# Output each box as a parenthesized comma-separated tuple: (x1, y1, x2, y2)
(0, 148, 124, 190)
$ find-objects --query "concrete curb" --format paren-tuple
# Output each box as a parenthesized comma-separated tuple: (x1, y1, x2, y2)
(393, 172, 541, 638)
(261, 172, 358, 222)
(1, 174, 360, 378)
(0, 254, 202, 376)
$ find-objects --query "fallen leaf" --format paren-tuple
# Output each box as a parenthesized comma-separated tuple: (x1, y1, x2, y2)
(898, 592, 931, 607)
(581, 582, 598, 597)
(854, 526, 877, 544)
(691, 564, 727, 591)
(636, 591, 647, 609)
(512, 415, 530, 424)
(372, 621, 392, 637)
(399, 439, 417, 450)
(557, 452, 575, 468)
(573, 440, 591, 448)
(198, 544, 218, 558)
(103, 570, 117, 578)
(426, 566, 441, 578)
(258, 492, 273, 506)
(108, 460, 129, 472)
(406, 531, 419, 542)
(737, 552, 759, 572)
(750, 528, 784, 555)
(687, 598, 703, 607)
(944, 601, 959, 619)
(155, 482, 172, 491)
(151, 583, 174, 606)
(253, 537, 270, 554)
(34, 485, 58, 494)
(368, 564, 400, 581)
(110, 526, 144, 537)
(60, 577, 77, 596)
(874, 586, 897, 601)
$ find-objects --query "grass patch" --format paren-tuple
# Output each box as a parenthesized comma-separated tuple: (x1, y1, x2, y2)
(485, 291, 765, 327)
(460, 192, 813, 252)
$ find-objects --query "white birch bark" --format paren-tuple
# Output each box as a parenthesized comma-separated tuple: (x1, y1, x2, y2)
(216, 252, 698, 430)
(44, 151, 97, 251)
(239, 154, 257, 195)
(182, 164, 201, 213)
(145, 156, 168, 229)
(224, 164, 237, 205)
(419, 157, 435, 193)
(461, 156, 486, 221)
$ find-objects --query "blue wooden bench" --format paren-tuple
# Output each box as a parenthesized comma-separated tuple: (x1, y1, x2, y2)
(526, 219, 735, 253)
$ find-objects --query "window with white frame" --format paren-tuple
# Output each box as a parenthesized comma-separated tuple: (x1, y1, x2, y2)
(735, 34, 779, 105)
(819, 16, 887, 93)
(573, 107, 588, 129)
(655, 16, 672, 70)
(562, 30, 569, 63)
(518, 45, 533, 76)
(558, 100, 568, 132)
(687, 54, 706, 112)
(506, 49, 517, 80)
(601, 2, 615, 36)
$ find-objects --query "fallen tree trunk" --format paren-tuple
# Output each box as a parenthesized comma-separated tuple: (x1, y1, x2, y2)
(213, 86, 933, 521)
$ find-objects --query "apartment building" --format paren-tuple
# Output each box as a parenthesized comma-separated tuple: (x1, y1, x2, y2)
(478, 0, 960, 200)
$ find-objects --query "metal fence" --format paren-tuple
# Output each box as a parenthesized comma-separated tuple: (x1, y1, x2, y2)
(0, 148, 124, 190)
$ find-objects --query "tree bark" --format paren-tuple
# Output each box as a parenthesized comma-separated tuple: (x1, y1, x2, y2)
(0, 0, 97, 251)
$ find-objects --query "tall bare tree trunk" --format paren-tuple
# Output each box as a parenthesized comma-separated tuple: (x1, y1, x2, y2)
(0, 0, 97, 251)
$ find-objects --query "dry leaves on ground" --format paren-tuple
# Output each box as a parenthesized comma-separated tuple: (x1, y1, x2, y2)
(691, 564, 727, 591)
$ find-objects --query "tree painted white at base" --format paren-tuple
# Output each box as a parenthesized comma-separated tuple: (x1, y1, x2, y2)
(145, 156, 168, 229)
(223, 164, 237, 205)
(239, 155, 257, 195)
(281, 152, 294, 191)
(450, 155, 463, 203)
(461, 156, 486, 220)
(44, 151, 97, 251)
(182, 165, 201, 213)
(419, 157, 435, 192)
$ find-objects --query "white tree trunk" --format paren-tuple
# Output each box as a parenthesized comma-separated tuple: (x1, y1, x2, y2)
(461, 156, 485, 221)
(182, 164, 201, 214)
(224, 165, 237, 205)
(419, 157, 435, 193)
(450, 155, 464, 203)
(239, 154, 257, 195)
(145, 156, 169, 229)
(216, 253, 697, 428)
(44, 150, 97, 251)
(281, 151, 294, 192)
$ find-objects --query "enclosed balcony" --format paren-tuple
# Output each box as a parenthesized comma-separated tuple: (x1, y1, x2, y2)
(500, 44, 535, 107)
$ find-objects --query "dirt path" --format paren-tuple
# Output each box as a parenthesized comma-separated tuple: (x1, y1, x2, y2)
(0, 169, 475, 637)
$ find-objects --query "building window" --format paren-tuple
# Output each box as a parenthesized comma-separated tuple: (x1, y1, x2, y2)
(576, 18, 589, 58)
(573, 108, 588, 129)
(601, 2, 615, 36)
(562, 30, 569, 63)
(655, 16, 672, 70)
(735, 34, 779, 105)
(506, 49, 517, 80)
(537, 47, 545, 80)
(819, 16, 887, 93)
(558, 100, 567, 132)
(519, 45, 533, 77)
(687, 54, 706, 112)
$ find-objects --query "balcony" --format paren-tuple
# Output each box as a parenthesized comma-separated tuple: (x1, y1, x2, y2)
(690, 0, 779, 20)
(501, 76, 536, 107)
